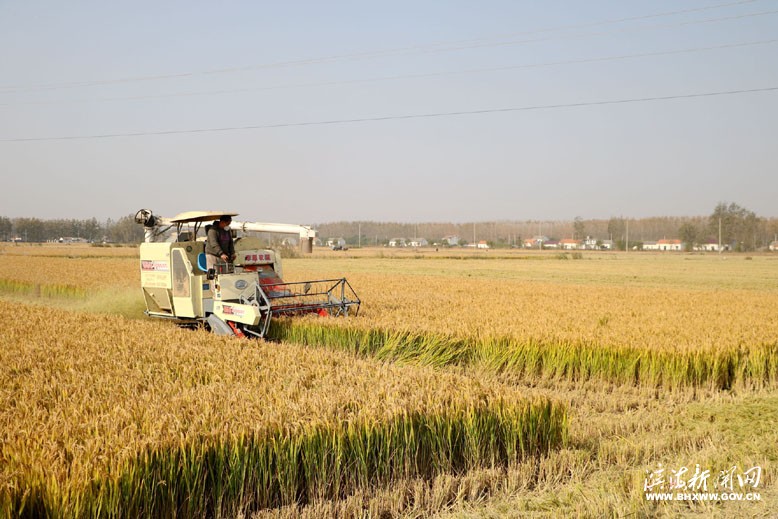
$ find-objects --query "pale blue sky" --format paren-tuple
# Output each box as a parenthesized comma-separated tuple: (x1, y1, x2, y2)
(1, 1, 776, 223)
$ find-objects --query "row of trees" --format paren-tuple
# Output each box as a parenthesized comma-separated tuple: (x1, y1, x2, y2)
(0, 215, 144, 244)
(2, 203, 775, 251)
(316, 203, 777, 252)
(609, 203, 766, 252)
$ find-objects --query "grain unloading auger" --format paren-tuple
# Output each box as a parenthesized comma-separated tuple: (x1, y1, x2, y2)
(134, 209, 360, 338)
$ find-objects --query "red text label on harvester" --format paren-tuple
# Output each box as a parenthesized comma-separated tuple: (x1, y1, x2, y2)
(141, 260, 170, 272)
(222, 305, 245, 317)
(244, 254, 272, 262)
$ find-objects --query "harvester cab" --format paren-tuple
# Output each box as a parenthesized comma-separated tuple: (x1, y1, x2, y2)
(134, 209, 360, 338)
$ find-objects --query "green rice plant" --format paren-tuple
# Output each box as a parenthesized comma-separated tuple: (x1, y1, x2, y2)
(0, 278, 86, 299)
(5, 401, 567, 517)
(267, 320, 778, 390)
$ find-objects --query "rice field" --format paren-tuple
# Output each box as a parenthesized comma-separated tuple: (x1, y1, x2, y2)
(1, 244, 776, 516)
(0, 255, 136, 291)
(4, 246, 778, 355)
(270, 251, 778, 390)
(0, 301, 565, 517)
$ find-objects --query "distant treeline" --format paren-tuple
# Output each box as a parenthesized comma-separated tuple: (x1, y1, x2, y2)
(315, 204, 778, 252)
(0, 214, 144, 244)
(3, 203, 776, 251)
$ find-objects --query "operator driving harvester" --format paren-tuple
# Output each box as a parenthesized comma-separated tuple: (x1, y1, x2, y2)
(134, 209, 360, 338)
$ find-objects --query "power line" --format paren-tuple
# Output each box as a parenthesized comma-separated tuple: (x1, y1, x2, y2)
(0, 0, 765, 93)
(428, 10, 778, 58)
(3, 86, 775, 143)
(413, 8, 778, 56)
(2, 39, 774, 107)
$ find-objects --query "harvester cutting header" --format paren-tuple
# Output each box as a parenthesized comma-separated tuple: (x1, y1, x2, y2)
(134, 209, 360, 338)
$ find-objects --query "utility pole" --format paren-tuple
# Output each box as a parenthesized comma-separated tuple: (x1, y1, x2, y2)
(473, 222, 476, 245)
(718, 217, 722, 254)
(625, 219, 629, 252)
(358, 223, 361, 248)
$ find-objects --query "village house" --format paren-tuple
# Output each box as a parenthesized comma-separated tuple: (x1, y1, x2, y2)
(695, 240, 723, 252)
(523, 235, 549, 249)
(388, 238, 407, 247)
(657, 239, 683, 251)
(408, 238, 429, 247)
(583, 236, 599, 250)
(644, 239, 683, 251)
(442, 235, 460, 246)
(559, 238, 581, 250)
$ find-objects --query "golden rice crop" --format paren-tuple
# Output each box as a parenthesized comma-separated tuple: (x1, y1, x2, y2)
(284, 255, 778, 353)
(4, 245, 777, 387)
(4, 245, 777, 516)
(0, 243, 138, 258)
(0, 255, 137, 291)
(260, 253, 778, 389)
(7, 245, 778, 354)
(268, 319, 778, 390)
(0, 301, 566, 517)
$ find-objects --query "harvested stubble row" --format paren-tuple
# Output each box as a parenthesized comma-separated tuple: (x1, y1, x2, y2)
(0, 301, 567, 517)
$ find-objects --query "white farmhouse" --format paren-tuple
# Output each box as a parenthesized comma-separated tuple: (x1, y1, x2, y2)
(657, 239, 682, 251)
(559, 239, 581, 250)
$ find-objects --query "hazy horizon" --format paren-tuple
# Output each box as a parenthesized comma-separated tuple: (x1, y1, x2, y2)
(2, 1, 777, 223)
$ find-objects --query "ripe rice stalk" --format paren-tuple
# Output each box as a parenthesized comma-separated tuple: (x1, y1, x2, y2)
(0, 301, 567, 517)
(267, 320, 778, 390)
(4, 402, 566, 516)
(7, 245, 778, 362)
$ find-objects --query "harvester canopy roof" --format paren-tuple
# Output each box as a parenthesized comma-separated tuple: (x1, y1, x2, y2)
(169, 211, 239, 224)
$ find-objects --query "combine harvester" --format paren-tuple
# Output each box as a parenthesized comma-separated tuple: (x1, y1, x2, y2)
(134, 209, 360, 338)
